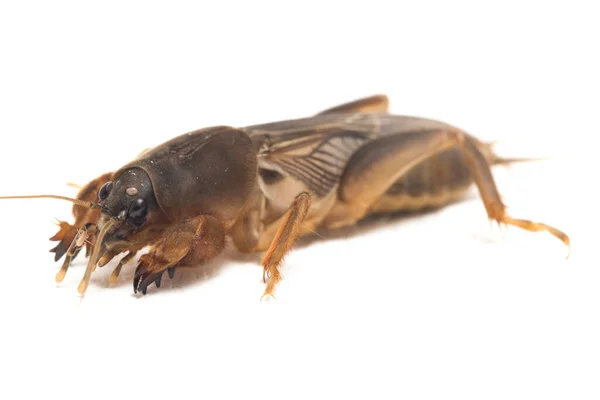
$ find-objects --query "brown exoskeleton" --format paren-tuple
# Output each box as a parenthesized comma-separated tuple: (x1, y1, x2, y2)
(0, 95, 570, 298)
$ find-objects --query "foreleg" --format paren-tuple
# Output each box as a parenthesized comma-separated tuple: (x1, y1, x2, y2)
(132, 215, 226, 295)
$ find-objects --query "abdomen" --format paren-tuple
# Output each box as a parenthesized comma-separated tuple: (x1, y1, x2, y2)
(368, 146, 474, 214)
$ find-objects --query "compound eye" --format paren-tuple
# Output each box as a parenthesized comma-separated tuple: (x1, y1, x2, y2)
(128, 198, 148, 222)
(98, 181, 114, 202)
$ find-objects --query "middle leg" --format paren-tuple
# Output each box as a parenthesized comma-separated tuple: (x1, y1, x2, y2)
(260, 192, 312, 299)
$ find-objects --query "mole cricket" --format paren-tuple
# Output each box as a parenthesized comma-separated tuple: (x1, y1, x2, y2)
(0, 95, 569, 298)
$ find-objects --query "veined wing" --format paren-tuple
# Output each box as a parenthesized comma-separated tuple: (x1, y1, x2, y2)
(243, 113, 383, 197)
(242, 112, 457, 198)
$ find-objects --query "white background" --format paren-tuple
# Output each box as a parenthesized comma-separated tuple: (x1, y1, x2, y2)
(0, 1, 598, 399)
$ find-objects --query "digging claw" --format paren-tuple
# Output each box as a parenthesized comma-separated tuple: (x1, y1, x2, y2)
(168, 267, 175, 279)
(49, 221, 77, 262)
(133, 263, 167, 295)
(50, 241, 69, 262)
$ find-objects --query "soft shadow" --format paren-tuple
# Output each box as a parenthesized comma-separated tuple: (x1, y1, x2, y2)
(75, 198, 477, 296)
(102, 247, 248, 297)
(296, 202, 463, 249)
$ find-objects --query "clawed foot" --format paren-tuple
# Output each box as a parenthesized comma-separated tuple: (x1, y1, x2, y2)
(261, 266, 281, 301)
(260, 292, 276, 301)
(491, 213, 571, 259)
(49, 220, 79, 261)
(133, 260, 176, 295)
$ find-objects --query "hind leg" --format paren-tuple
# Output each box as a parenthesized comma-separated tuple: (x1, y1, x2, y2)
(316, 94, 389, 115)
(333, 129, 569, 249)
(456, 135, 570, 252)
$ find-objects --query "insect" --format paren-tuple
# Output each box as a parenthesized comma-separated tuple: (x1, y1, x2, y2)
(0, 94, 569, 298)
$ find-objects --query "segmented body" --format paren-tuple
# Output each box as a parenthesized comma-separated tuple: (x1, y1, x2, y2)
(243, 112, 494, 236)
(31, 94, 567, 298)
